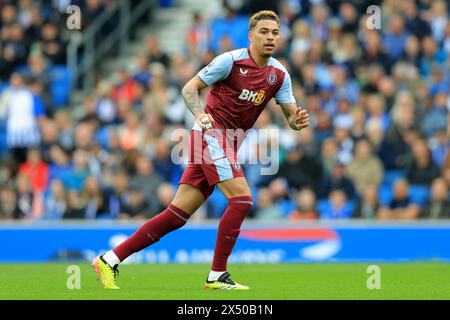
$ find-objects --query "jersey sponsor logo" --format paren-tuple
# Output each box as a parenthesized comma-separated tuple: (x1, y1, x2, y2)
(238, 89, 266, 106)
(239, 68, 248, 76)
(267, 73, 277, 85)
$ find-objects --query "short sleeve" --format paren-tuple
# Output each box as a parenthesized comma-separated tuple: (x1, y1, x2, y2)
(275, 72, 296, 104)
(197, 52, 233, 86)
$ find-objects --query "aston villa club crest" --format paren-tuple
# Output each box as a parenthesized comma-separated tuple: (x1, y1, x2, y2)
(233, 161, 242, 171)
(267, 73, 277, 85)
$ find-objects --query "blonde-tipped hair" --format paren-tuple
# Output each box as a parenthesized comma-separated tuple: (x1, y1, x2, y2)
(249, 10, 280, 30)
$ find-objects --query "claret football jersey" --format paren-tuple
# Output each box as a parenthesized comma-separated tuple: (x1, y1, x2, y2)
(197, 48, 296, 132)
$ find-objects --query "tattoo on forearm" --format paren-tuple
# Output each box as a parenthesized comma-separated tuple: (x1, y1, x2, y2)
(280, 104, 301, 130)
(182, 87, 203, 117)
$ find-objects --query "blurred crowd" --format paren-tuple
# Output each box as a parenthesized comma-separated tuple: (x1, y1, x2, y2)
(0, 0, 449, 221)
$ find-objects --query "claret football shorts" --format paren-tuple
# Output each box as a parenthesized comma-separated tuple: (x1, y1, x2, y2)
(179, 123, 245, 199)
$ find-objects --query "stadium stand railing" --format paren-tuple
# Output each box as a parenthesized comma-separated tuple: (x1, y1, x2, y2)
(67, 0, 155, 91)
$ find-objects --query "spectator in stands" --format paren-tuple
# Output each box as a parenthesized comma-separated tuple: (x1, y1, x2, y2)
(0, 23, 28, 80)
(290, 20, 311, 56)
(0, 5, 18, 32)
(319, 161, 356, 200)
(320, 188, 353, 219)
(338, 2, 359, 33)
(332, 97, 353, 132)
(384, 91, 418, 169)
(39, 118, 59, 162)
(352, 185, 380, 219)
(0, 185, 25, 220)
(400, 35, 421, 67)
(39, 22, 66, 64)
(429, 130, 450, 168)
(185, 11, 210, 59)
(382, 14, 409, 61)
(120, 185, 149, 220)
(405, 139, 440, 186)
(426, 0, 448, 42)
(113, 66, 138, 106)
(19, 148, 49, 193)
(402, 0, 431, 39)
(254, 188, 283, 220)
(117, 110, 146, 151)
(64, 189, 86, 219)
(26, 53, 51, 111)
(346, 139, 384, 195)
(131, 154, 164, 213)
(420, 36, 447, 77)
(143, 63, 176, 119)
(443, 21, 450, 54)
(95, 80, 117, 126)
(349, 107, 366, 141)
(151, 138, 182, 184)
(365, 94, 390, 132)
(421, 177, 450, 219)
(74, 121, 95, 149)
(421, 91, 449, 139)
(278, 145, 322, 192)
(268, 178, 295, 217)
(319, 137, 338, 178)
(362, 31, 392, 73)
(42, 179, 66, 220)
(48, 144, 72, 182)
(102, 170, 130, 219)
(60, 148, 89, 192)
(133, 53, 151, 88)
(288, 187, 318, 220)
(15, 173, 34, 219)
(295, 126, 319, 158)
(145, 35, 170, 68)
(53, 109, 75, 151)
(81, 176, 106, 220)
(154, 183, 175, 216)
(0, 72, 44, 163)
(308, 3, 329, 41)
(23, 4, 44, 43)
(377, 179, 420, 220)
(333, 125, 354, 165)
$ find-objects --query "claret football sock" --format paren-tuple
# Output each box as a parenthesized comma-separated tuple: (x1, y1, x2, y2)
(112, 204, 191, 262)
(211, 195, 253, 272)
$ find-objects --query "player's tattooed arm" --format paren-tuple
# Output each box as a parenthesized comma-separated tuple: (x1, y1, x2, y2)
(182, 75, 215, 129)
(181, 76, 207, 116)
(279, 103, 310, 131)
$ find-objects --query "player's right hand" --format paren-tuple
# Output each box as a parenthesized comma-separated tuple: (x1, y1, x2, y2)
(195, 113, 215, 130)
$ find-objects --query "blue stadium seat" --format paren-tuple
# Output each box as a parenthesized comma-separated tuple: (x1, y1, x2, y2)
(14, 65, 29, 74)
(0, 124, 7, 154)
(379, 184, 393, 206)
(382, 169, 405, 186)
(206, 188, 228, 218)
(210, 16, 250, 53)
(317, 199, 329, 214)
(409, 184, 430, 207)
(0, 82, 7, 94)
(50, 65, 71, 107)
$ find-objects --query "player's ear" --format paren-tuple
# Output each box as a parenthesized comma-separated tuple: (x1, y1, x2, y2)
(248, 30, 253, 43)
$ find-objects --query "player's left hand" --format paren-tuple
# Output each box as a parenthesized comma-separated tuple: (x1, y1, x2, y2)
(293, 107, 309, 130)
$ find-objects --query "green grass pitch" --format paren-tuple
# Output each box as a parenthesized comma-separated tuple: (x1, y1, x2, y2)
(0, 262, 449, 300)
